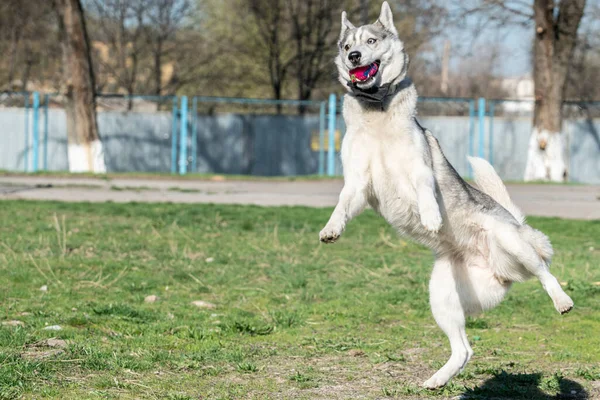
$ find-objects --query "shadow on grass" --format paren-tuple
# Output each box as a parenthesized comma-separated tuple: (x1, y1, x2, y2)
(464, 372, 588, 399)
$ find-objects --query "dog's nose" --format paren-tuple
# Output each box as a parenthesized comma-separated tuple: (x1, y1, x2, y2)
(348, 51, 361, 65)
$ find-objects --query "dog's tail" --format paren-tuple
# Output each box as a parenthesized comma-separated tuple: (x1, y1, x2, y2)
(467, 156, 525, 225)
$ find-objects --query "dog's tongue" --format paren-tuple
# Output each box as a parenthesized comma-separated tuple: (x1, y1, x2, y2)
(349, 62, 379, 82)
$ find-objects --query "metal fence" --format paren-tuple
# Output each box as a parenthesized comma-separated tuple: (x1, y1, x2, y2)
(187, 96, 328, 176)
(1, 91, 599, 183)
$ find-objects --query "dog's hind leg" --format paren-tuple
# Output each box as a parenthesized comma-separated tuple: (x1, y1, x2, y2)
(494, 225, 574, 314)
(423, 257, 473, 389)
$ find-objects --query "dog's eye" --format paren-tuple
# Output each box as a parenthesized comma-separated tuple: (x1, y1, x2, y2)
(367, 38, 377, 45)
(344, 44, 351, 51)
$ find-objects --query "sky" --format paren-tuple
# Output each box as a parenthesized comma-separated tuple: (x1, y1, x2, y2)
(443, 3, 534, 78)
(434, 0, 599, 78)
(491, 26, 533, 77)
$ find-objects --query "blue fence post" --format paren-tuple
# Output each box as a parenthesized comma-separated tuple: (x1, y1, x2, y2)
(478, 97, 486, 159)
(43, 94, 49, 171)
(171, 97, 178, 174)
(179, 96, 188, 175)
(191, 97, 198, 173)
(327, 93, 336, 176)
(468, 99, 475, 178)
(318, 101, 326, 176)
(24, 94, 30, 172)
(32, 92, 40, 172)
(488, 101, 495, 166)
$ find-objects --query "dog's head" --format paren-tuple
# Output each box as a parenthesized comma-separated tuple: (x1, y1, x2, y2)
(336, 2, 408, 91)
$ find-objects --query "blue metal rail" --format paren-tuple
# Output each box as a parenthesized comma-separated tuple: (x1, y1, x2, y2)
(179, 96, 188, 175)
(171, 98, 178, 174)
(24, 94, 29, 172)
(32, 92, 40, 172)
(327, 94, 337, 176)
(43, 94, 49, 171)
(318, 102, 326, 176)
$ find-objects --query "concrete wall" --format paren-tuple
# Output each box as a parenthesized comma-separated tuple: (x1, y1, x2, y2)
(1, 108, 598, 183)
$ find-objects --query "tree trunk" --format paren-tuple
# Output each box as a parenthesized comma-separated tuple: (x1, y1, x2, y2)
(7, 27, 21, 87)
(297, 85, 311, 115)
(53, 0, 106, 173)
(525, 0, 585, 182)
(360, 0, 369, 25)
(154, 40, 163, 97)
(21, 48, 33, 91)
(127, 53, 138, 111)
(273, 82, 282, 114)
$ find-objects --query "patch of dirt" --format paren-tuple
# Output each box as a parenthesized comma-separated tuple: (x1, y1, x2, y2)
(201, 353, 439, 399)
(2, 320, 25, 327)
(21, 349, 65, 360)
(191, 300, 216, 309)
(144, 295, 159, 303)
(21, 338, 69, 360)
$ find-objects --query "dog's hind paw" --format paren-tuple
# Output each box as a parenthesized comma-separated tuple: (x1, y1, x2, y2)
(553, 292, 574, 314)
(422, 374, 449, 389)
(420, 208, 442, 233)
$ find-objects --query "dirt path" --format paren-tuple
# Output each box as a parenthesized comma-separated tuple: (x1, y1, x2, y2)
(0, 176, 598, 220)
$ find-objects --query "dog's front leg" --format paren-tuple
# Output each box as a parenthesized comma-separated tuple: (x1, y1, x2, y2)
(413, 165, 442, 232)
(319, 178, 368, 243)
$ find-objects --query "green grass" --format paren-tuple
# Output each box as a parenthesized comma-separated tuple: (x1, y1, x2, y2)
(0, 201, 598, 399)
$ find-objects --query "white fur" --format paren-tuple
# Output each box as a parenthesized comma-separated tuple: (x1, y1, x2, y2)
(468, 156, 525, 224)
(321, 2, 573, 390)
(375, 1, 398, 36)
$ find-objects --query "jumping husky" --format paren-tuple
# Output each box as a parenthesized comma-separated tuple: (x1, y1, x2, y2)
(319, 2, 574, 389)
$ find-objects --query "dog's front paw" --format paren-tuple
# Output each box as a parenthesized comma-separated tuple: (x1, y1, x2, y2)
(319, 224, 343, 243)
(420, 207, 442, 233)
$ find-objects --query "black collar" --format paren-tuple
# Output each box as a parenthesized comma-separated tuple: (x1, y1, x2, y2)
(347, 78, 411, 111)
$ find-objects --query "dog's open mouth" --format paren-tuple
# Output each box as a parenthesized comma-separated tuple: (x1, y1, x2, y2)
(349, 61, 380, 83)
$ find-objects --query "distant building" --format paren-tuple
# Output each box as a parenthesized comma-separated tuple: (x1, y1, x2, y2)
(499, 75, 534, 113)
(91, 40, 175, 94)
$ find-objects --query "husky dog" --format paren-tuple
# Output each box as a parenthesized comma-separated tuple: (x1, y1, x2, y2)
(319, 1, 574, 389)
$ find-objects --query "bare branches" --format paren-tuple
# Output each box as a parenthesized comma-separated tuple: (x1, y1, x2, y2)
(144, 0, 192, 95)
(450, 0, 533, 30)
(0, 0, 59, 90)
(84, 0, 193, 97)
(87, 0, 148, 104)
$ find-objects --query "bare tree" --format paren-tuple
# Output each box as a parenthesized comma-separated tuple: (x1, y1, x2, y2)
(194, 0, 449, 111)
(145, 0, 191, 96)
(53, 0, 106, 173)
(0, 0, 28, 88)
(564, 2, 600, 101)
(287, 0, 338, 113)
(454, 0, 587, 182)
(247, 0, 293, 112)
(525, 0, 586, 181)
(0, 0, 59, 91)
(88, 0, 147, 109)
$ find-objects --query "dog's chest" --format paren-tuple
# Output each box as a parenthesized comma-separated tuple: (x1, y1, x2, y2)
(344, 118, 419, 212)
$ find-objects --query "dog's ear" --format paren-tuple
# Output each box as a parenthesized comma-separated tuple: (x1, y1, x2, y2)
(376, 1, 398, 36)
(340, 11, 355, 40)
